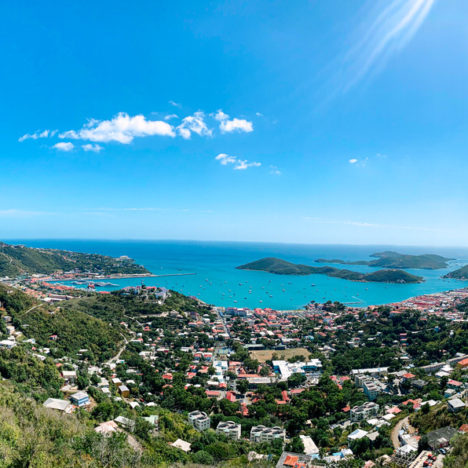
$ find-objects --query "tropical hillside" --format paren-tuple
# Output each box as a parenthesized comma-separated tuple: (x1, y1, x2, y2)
(237, 257, 423, 283)
(316, 251, 451, 270)
(0, 241, 150, 277)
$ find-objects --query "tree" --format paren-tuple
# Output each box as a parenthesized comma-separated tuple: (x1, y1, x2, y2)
(285, 436, 305, 454)
(237, 380, 249, 394)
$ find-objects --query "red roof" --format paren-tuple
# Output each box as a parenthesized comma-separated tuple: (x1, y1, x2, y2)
(459, 424, 468, 433)
(226, 391, 236, 402)
(284, 455, 299, 466)
(205, 390, 220, 397)
(403, 373, 415, 379)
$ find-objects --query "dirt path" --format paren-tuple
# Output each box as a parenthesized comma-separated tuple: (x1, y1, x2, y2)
(391, 416, 408, 449)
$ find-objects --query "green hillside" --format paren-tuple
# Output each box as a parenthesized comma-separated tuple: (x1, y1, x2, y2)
(237, 257, 423, 283)
(444, 264, 468, 280)
(0, 241, 150, 277)
(316, 251, 451, 269)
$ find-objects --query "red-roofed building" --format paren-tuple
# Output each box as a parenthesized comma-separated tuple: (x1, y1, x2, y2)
(205, 390, 221, 398)
(226, 391, 236, 402)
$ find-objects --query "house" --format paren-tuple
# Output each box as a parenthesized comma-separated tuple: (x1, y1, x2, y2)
(276, 452, 313, 468)
(43, 398, 73, 413)
(188, 410, 210, 431)
(348, 429, 368, 441)
(119, 385, 130, 397)
(299, 435, 319, 456)
(426, 426, 457, 450)
(70, 391, 90, 407)
(114, 416, 135, 432)
(448, 398, 465, 413)
(216, 421, 241, 440)
(61, 370, 77, 384)
(250, 425, 285, 443)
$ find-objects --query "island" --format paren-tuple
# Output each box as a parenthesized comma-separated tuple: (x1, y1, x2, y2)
(0, 241, 151, 278)
(444, 265, 468, 280)
(236, 257, 423, 283)
(315, 251, 451, 270)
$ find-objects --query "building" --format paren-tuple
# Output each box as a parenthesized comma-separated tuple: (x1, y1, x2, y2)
(276, 452, 313, 468)
(250, 425, 285, 443)
(188, 410, 210, 431)
(119, 385, 130, 398)
(448, 398, 465, 413)
(70, 391, 90, 407)
(114, 416, 135, 432)
(347, 429, 369, 441)
(216, 421, 241, 440)
(61, 370, 77, 384)
(426, 426, 457, 450)
(350, 402, 379, 422)
(299, 435, 319, 456)
(43, 398, 73, 413)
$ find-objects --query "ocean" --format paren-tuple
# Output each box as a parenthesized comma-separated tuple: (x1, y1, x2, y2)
(9, 239, 468, 309)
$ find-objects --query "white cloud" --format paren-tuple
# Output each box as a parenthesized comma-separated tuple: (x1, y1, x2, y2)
(349, 158, 358, 164)
(164, 114, 178, 120)
(177, 111, 212, 139)
(215, 153, 237, 165)
(19, 129, 56, 142)
(59, 112, 175, 144)
(214, 110, 253, 134)
(82, 143, 103, 152)
(215, 153, 261, 170)
(234, 160, 261, 170)
(53, 142, 74, 152)
(169, 100, 181, 108)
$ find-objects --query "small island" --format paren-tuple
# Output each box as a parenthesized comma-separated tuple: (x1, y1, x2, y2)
(0, 241, 151, 278)
(237, 257, 423, 283)
(444, 265, 468, 280)
(315, 251, 451, 270)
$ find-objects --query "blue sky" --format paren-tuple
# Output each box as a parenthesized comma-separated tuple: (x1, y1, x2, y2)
(1, 0, 467, 245)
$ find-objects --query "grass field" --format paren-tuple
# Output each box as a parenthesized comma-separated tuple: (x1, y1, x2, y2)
(249, 347, 311, 363)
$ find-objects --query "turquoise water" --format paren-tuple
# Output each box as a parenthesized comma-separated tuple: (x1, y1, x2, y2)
(10, 240, 468, 309)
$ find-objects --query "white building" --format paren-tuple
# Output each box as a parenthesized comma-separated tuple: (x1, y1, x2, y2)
(299, 435, 319, 456)
(188, 410, 210, 431)
(250, 425, 285, 443)
(350, 402, 379, 422)
(216, 421, 241, 440)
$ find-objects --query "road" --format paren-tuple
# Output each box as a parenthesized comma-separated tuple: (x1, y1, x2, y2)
(105, 327, 135, 366)
(391, 416, 418, 449)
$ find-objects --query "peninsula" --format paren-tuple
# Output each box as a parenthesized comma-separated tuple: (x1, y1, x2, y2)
(444, 265, 468, 280)
(236, 257, 423, 283)
(0, 241, 150, 277)
(315, 250, 451, 270)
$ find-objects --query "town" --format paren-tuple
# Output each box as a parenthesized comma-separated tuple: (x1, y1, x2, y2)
(0, 273, 467, 467)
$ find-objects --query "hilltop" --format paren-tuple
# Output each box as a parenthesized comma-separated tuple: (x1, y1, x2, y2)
(444, 265, 468, 280)
(316, 251, 451, 270)
(237, 257, 423, 283)
(0, 241, 150, 278)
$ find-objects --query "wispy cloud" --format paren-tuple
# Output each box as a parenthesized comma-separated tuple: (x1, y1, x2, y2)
(0, 209, 56, 217)
(349, 158, 358, 164)
(215, 153, 261, 170)
(214, 110, 253, 134)
(304, 216, 443, 233)
(337, 0, 435, 92)
(19, 129, 56, 142)
(82, 143, 103, 152)
(53, 142, 74, 152)
(177, 111, 212, 139)
(269, 165, 282, 175)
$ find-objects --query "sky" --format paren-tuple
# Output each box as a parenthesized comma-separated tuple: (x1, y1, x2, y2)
(1, 0, 467, 246)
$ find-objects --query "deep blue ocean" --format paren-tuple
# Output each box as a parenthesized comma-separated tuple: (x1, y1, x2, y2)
(9, 240, 468, 309)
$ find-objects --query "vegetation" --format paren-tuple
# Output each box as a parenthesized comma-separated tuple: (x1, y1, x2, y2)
(444, 264, 468, 280)
(0, 241, 150, 277)
(237, 257, 423, 283)
(316, 251, 451, 269)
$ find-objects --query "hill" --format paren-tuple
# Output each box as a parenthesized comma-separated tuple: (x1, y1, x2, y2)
(316, 251, 450, 269)
(237, 257, 423, 283)
(444, 265, 468, 280)
(0, 241, 150, 277)
(0, 284, 125, 362)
